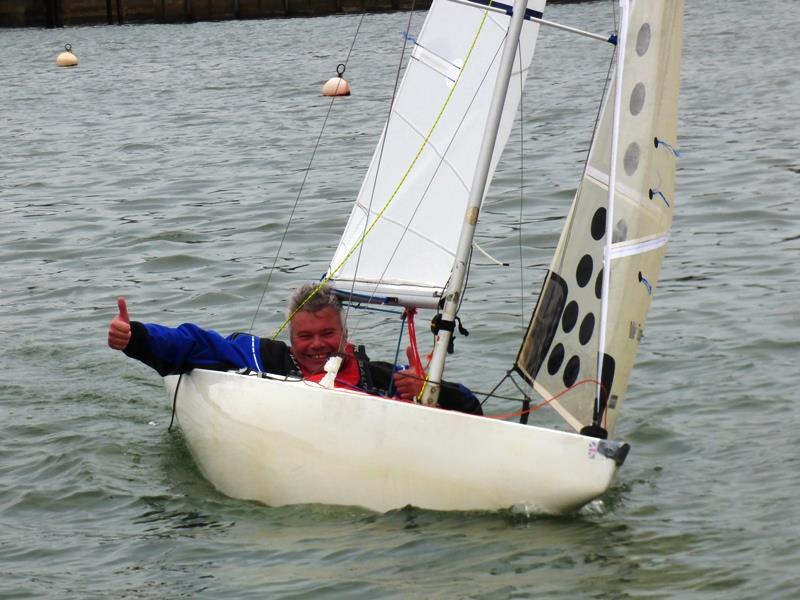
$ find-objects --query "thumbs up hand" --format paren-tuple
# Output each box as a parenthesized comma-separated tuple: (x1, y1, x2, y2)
(108, 297, 132, 350)
(393, 346, 424, 401)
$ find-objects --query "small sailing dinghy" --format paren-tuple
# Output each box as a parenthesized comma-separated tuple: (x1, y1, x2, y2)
(165, 0, 683, 514)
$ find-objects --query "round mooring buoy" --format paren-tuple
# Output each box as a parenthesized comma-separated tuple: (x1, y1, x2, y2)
(56, 44, 78, 67)
(322, 63, 350, 97)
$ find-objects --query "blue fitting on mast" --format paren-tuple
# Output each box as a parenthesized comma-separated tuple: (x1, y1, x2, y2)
(608, 33, 618, 45)
(648, 188, 670, 207)
(462, 0, 543, 20)
(654, 136, 681, 157)
(637, 272, 653, 295)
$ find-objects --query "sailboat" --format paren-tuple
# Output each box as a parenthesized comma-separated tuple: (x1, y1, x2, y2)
(164, 0, 683, 514)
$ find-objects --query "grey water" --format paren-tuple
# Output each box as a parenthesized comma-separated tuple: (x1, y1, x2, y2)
(2, 0, 799, 597)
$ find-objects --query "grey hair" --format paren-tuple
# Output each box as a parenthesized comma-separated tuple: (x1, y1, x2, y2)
(288, 283, 343, 317)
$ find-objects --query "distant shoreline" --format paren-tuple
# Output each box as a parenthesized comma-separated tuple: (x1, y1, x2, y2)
(5, 0, 429, 29)
(1, 0, 582, 29)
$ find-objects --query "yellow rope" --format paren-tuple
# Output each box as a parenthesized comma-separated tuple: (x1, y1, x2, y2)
(273, 7, 493, 339)
(416, 372, 431, 404)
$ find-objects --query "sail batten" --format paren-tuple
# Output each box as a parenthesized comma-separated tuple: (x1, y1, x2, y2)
(412, 45, 461, 83)
(608, 232, 670, 260)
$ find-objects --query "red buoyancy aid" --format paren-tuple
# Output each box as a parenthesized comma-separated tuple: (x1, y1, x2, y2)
(301, 343, 363, 391)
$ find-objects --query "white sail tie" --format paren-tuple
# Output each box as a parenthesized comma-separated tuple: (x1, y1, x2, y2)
(473, 240, 509, 266)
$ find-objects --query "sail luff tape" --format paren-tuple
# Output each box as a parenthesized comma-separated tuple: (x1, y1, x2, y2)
(595, 0, 630, 418)
(271, 11, 491, 340)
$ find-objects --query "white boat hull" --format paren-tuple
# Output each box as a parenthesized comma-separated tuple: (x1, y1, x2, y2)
(164, 369, 628, 514)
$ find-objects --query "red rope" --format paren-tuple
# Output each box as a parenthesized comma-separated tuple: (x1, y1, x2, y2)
(485, 378, 609, 422)
(404, 308, 426, 375)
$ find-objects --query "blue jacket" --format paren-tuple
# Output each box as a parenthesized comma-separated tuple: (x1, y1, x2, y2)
(124, 321, 269, 376)
(123, 321, 482, 415)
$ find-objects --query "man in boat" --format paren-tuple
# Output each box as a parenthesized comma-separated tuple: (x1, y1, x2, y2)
(107, 283, 482, 415)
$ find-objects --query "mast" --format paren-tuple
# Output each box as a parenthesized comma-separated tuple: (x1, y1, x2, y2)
(589, 0, 629, 436)
(421, 0, 532, 406)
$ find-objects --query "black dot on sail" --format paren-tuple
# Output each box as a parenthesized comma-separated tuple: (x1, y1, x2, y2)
(576, 254, 593, 287)
(636, 23, 651, 56)
(595, 269, 603, 299)
(547, 343, 565, 376)
(624, 142, 640, 176)
(591, 208, 606, 240)
(630, 82, 646, 116)
(562, 300, 579, 333)
(563, 355, 580, 388)
(579, 313, 595, 345)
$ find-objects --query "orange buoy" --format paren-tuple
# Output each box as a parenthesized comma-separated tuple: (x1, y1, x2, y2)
(56, 44, 78, 67)
(322, 63, 350, 97)
(323, 77, 350, 96)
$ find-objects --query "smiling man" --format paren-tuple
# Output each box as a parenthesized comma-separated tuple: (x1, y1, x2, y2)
(287, 293, 347, 377)
(108, 283, 482, 414)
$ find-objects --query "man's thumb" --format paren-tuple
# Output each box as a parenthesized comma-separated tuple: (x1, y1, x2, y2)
(117, 297, 130, 323)
(406, 345, 415, 365)
(406, 345, 423, 374)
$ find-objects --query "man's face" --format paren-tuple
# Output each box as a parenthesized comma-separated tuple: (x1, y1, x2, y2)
(289, 306, 346, 375)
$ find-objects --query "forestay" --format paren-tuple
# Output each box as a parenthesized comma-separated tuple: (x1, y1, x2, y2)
(327, 0, 546, 308)
(516, 0, 683, 436)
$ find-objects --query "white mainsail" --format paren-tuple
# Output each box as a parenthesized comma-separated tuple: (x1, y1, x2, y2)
(516, 0, 683, 436)
(327, 0, 546, 308)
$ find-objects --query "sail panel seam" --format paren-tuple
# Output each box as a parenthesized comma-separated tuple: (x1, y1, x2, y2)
(348, 208, 459, 257)
(388, 107, 472, 194)
(584, 164, 664, 218)
(585, 165, 645, 205)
